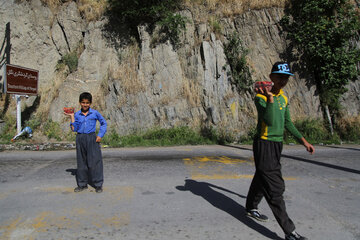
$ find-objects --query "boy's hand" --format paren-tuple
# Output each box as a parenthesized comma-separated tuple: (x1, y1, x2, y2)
(64, 111, 75, 126)
(63, 112, 74, 117)
(305, 143, 315, 154)
(301, 138, 315, 154)
(96, 136, 102, 143)
(255, 85, 273, 102)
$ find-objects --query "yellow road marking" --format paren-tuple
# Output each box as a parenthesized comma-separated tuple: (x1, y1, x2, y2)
(184, 156, 297, 180)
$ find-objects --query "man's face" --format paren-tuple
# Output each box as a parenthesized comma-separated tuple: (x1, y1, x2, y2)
(80, 99, 91, 112)
(270, 73, 290, 89)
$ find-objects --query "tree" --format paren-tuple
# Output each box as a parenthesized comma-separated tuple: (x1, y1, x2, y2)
(281, 0, 360, 133)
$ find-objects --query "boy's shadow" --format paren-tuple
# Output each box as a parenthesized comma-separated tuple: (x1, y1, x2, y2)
(176, 179, 282, 240)
(66, 169, 96, 188)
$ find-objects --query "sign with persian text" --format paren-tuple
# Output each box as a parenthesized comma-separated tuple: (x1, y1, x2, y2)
(4, 64, 38, 95)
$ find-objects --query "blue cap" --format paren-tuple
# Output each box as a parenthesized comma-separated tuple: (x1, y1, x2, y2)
(271, 62, 294, 76)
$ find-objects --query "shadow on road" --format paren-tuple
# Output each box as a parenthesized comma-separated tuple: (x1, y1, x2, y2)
(65, 169, 97, 188)
(281, 154, 360, 175)
(325, 145, 360, 152)
(66, 169, 77, 176)
(176, 179, 282, 240)
(224, 145, 360, 175)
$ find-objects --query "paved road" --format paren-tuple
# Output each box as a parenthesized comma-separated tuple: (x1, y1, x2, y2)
(0, 144, 359, 240)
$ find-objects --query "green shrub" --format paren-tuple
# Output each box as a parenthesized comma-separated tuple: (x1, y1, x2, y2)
(43, 119, 62, 141)
(56, 51, 78, 73)
(223, 31, 252, 92)
(24, 116, 42, 130)
(209, 17, 222, 36)
(158, 13, 187, 48)
(335, 117, 360, 143)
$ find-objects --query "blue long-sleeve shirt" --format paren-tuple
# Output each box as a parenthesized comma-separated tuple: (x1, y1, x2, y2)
(70, 108, 107, 138)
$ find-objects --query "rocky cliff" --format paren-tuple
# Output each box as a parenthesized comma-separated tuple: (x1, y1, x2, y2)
(0, 0, 359, 139)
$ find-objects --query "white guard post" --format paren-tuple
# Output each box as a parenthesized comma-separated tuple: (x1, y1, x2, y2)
(16, 94, 21, 134)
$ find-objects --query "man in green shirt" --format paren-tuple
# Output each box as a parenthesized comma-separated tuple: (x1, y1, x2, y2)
(246, 62, 315, 240)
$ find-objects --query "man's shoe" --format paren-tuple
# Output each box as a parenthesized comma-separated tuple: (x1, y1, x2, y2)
(95, 187, 103, 193)
(246, 209, 269, 222)
(74, 186, 88, 192)
(285, 231, 308, 240)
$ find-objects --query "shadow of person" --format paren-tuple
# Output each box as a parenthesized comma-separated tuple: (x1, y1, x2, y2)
(176, 179, 282, 240)
(66, 169, 77, 176)
(65, 169, 96, 189)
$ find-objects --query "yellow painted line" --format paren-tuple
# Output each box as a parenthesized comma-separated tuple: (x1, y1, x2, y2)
(0, 216, 23, 240)
(91, 213, 130, 228)
(38, 187, 74, 193)
(32, 211, 51, 231)
(105, 186, 134, 201)
(0, 211, 130, 239)
(184, 156, 247, 165)
(183, 156, 296, 180)
(103, 213, 130, 227)
(0, 193, 9, 200)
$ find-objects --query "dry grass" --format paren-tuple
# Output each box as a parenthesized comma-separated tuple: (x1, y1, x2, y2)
(37, 72, 67, 121)
(181, 78, 202, 107)
(21, 0, 108, 21)
(184, 0, 288, 20)
(109, 43, 144, 95)
(21, 0, 288, 22)
(39, 0, 69, 12)
(336, 115, 360, 140)
(92, 74, 108, 111)
(78, 0, 107, 22)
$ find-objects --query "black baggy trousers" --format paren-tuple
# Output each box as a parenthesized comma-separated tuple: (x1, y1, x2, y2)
(76, 133, 103, 188)
(246, 138, 295, 235)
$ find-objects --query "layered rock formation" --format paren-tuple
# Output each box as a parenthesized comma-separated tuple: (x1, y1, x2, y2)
(0, 0, 358, 139)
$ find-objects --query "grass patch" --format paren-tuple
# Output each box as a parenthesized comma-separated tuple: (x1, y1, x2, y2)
(102, 126, 228, 147)
(0, 115, 16, 144)
(43, 119, 63, 141)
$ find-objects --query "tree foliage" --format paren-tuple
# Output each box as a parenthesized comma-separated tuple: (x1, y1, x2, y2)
(105, 0, 186, 47)
(281, 0, 360, 115)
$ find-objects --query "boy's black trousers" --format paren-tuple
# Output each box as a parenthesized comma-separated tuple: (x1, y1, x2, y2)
(76, 133, 104, 188)
(246, 138, 295, 235)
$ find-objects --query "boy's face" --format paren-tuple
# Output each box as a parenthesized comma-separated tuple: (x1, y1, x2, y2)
(80, 99, 91, 112)
(270, 73, 290, 89)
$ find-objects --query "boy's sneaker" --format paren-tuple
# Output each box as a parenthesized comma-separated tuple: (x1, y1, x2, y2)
(74, 186, 88, 192)
(95, 187, 103, 193)
(285, 231, 308, 240)
(246, 209, 269, 222)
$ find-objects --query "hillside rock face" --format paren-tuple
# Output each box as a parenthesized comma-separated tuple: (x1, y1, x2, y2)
(0, 0, 359, 138)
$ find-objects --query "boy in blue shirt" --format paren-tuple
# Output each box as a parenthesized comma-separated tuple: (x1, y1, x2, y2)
(64, 92, 107, 193)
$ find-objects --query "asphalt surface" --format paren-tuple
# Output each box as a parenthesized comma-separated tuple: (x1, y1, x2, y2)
(0, 144, 359, 240)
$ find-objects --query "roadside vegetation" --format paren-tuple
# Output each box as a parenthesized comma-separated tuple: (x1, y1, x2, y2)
(1, 117, 359, 146)
(240, 118, 360, 145)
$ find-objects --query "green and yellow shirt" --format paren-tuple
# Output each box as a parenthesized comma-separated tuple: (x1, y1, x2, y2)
(255, 89, 302, 142)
